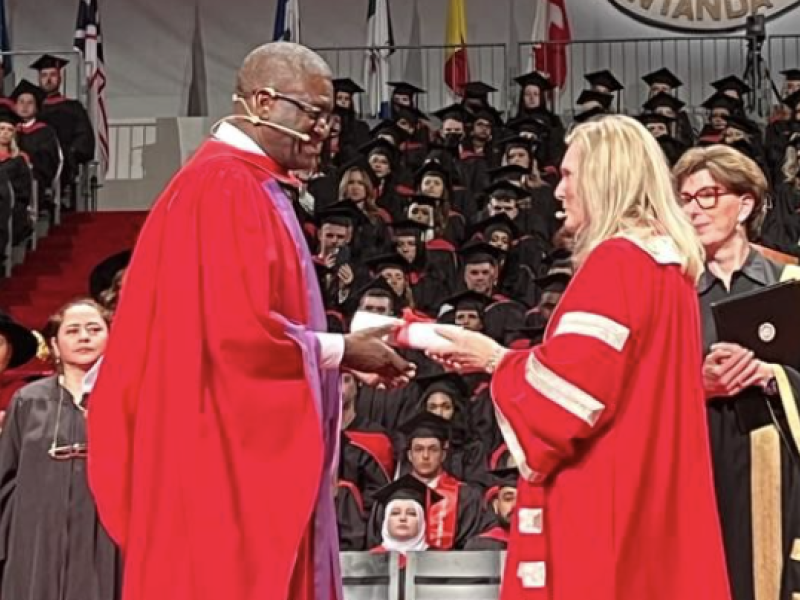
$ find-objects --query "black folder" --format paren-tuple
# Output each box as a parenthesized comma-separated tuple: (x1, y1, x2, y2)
(711, 280, 800, 369)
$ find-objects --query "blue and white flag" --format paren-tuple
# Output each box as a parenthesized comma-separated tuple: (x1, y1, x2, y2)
(0, 0, 12, 75)
(273, 0, 301, 43)
(363, 0, 394, 118)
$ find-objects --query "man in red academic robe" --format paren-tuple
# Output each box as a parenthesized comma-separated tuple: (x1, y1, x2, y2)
(87, 43, 412, 600)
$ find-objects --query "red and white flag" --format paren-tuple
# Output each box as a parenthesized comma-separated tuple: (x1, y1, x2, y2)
(74, 0, 109, 177)
(529, 0, 571, 89)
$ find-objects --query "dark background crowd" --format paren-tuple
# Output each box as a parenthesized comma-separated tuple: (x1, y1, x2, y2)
(278, 66, 800, 552)
(1, 54, 800, 557)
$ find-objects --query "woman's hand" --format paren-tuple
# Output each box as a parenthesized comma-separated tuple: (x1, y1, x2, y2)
(703, 342, 771, 398)
(426, 326, 506, 374)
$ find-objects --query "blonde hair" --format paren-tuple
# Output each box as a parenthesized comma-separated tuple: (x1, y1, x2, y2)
(338, 166, 380, 221)
(673, 144, 769, 240)
(567, 115, 704, 280)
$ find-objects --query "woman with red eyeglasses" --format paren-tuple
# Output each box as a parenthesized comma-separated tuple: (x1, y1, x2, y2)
(0, 298, 121, 600)
(675, 144, 800, 600)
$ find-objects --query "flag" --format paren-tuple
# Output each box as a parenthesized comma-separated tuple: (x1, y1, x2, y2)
(186, 2, 208, 117)
(508, 0, 520, 80)
(444, 0, 469, 96)
(403, 0, 422, 86)
(530, 0, 571, 89)
(273, 0, 301, 43)
(74, 0, 109, 177)
(0, 0, 11, 76)
(363, 0, 394, 118)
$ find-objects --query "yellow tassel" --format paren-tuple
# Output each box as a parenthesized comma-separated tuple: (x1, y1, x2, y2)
(32, 331, 51, 362)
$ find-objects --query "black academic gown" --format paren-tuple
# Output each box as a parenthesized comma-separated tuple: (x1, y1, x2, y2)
(0, 155, 33, 249)
(700, 251, 800, 600)
(365, 470, 493, 550)
(336, 481, 368, 551)
(339, 432, 391, 512)
(464, 524, 509, 551)
(0, 376, 122, 600)
(17, 121, 61, 198)
(761, 182, 800, 259)
(41, 95, 95, 186)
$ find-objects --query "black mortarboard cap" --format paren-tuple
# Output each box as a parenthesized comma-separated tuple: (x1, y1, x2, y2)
(433, 103, 471, 123)
(360, 137, 399, 162)
(723, 114, 758, 135)
(316, 202, 367, 228)
(372, 474, 444, 513)
(469, 213, 520, 240)
(29, 54, 69, 71)
(354, 275, 400, 306)
(499, 134, 538, 155)
(485, 180, 528, 200)
(0, 108, 21, 126)
(514, 71, 554, 91)
(573, 106, 607, 124)
(391, 219, 430, 237)
(388, 81, 426, 96)
(642, 68, 683, 89)
(642, 91, 685, 113)
(472, 106, 502, 126)
(463, 81, 497, 98)
(711, 75, 751, 96)
(506, 114, 552, 139)
(701, 92, 740, 112)
(638, 112, 674, 128)
(584, 69, 624, 92)
(89, 250, 132, 300)
(409, 194, 439, 209)
(442, 290, 491, 313)
(393, 105, 427, 125)
(414, 160, 452, 189)
(332, 78, 365, 95)
(368, 120, 408, 144)
(575, 89, 614, 110)
(490, 467, 520, 489)
(487, 163, 529, 182)
(416, 370, 469, 398)
(365, 253, 410, 274)
(400, 411, 451, 442)
(782, 90, 800, 110)
(10, 79, 46, 109)
(781, 69, 800, 82)
(458, 240, 505, 265)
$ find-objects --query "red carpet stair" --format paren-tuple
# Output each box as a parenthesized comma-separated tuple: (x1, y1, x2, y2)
(0, 211, 148, 330)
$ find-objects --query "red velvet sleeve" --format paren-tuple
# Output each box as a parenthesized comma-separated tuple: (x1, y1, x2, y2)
(490, 240, 641, 482)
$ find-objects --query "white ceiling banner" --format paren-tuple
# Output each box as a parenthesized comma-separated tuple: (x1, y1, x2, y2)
(608, 0, 800, 32)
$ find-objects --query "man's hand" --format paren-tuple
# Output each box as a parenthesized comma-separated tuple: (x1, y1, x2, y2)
(703, 342, 761, 398)
(338, 264, 354, 287)
(342, 326, 415, 386)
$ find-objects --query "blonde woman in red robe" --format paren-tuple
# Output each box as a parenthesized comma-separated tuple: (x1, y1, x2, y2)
(428, 114, 731, 600)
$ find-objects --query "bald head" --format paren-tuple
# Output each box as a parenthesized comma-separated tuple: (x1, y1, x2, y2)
(230, 42, 334, 171)
(236, 42, 332, 95)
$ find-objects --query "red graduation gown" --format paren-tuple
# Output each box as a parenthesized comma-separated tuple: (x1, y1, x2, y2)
(88, 139, 339, 600)
(491, 238, 731, 600)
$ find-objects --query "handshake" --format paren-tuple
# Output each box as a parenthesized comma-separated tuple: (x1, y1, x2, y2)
(341, 312, 464, 389)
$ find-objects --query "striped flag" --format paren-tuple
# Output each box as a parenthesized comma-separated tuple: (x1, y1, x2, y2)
(363, 0, 394, 118)
(530, 0, 571, 89)
(0, 0, 11, 77)
(273, 0, 301, 43)
(444, 0, 469, 96)
(74, 0, 109, 177)
(186, 2, 208, 117)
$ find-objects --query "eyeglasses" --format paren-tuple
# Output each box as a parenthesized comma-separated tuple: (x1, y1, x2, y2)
(48, 385, 88, 461)
(679, 186, 738, 210)
(256, 87, 331, 127)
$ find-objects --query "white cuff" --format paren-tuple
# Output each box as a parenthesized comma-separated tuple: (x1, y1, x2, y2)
(316, 332, 345, 370)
